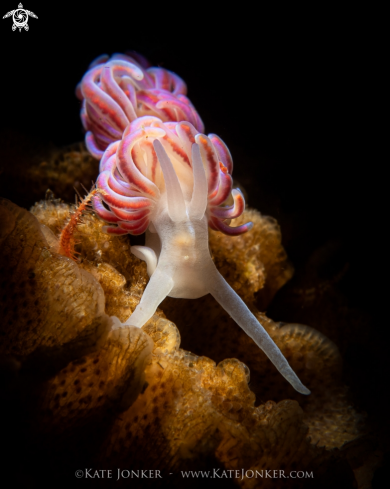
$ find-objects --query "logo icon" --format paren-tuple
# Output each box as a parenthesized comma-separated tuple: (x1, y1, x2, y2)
(3, 3, 38, 31)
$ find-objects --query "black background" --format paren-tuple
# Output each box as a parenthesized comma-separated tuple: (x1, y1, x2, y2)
(0, 4, 380, 270)
(0, 2, 385, 487)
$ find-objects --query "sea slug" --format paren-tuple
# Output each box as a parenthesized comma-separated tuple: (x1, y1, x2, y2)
(77, 54, 310, 395)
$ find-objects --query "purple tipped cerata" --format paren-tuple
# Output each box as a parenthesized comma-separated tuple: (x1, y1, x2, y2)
(93, 116, 252, 237)
(77, 52, 204, 159)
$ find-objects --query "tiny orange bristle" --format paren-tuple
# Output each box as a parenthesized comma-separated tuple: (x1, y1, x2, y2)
(58, 188, 102, 261)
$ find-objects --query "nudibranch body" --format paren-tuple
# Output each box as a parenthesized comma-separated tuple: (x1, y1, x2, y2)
(78, 55, 310, 395)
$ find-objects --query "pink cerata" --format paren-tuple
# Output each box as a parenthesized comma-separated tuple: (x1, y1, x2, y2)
(78, 54, 310, 395)
(77, 52, 203, 159)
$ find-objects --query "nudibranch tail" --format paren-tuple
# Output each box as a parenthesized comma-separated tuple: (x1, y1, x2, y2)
(208, 270, 311, 395)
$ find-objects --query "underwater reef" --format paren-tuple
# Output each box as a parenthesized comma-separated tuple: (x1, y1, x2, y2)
(0, 44, 386, 489)
(0, 140, 385, 489)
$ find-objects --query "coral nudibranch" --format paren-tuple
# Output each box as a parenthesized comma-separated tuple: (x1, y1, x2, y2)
(79, 54, 310, 395)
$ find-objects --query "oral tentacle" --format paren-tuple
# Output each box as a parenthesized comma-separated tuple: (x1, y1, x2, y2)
(131, 246, 158, 277)
(208, 269, 311, 395)
(188, 143, 208, 220)
(153, 140, 187, 222)
(124, 267, 174, 327)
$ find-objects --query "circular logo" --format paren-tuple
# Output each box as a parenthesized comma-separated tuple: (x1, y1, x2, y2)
(12, 8, 28, 29)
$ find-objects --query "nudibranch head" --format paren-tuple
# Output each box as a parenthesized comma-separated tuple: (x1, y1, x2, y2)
(93, 116, 253, 237)
(77, 53, 204, 159)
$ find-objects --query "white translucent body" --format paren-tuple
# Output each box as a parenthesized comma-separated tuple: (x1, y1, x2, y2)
(114, 141, 310, 395)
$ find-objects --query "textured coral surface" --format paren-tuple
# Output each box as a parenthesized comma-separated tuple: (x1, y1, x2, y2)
(0, 198, 109, 363)
(209, 209, 294, 308)
(0, 144, 384, 489)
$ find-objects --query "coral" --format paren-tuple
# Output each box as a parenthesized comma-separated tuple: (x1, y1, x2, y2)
(0, 163, 374, 487)
(0, 198, 109, 367)
(0, 37, 383, 486)
(31, 196, 149, 286)
(26, 143, 99, 201)
(209, 208, 294, 307)
(162, 295, 364, 451)
(0, 193, 369, 488)
(97, 318, 332, 487)
(0, 136, 99, 208)
(36, 325, 153, 434)
(268, 239, 372, 356)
